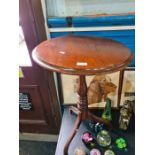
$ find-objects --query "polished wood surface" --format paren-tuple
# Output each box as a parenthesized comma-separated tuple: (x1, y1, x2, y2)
(32, 35, 133, 75)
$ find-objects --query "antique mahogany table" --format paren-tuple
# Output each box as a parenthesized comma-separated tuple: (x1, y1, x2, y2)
(32, 35, 133, 155)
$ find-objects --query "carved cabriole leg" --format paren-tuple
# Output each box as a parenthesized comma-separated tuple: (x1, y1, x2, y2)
(64, 111, 82, 155)
(63, 75, 88, 155)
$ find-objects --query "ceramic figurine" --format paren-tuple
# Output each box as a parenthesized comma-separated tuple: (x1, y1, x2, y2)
(90, 148, 101, 155)
(97, 130, 111, 147)
(74, 147, 86, 155)
(119, 100, 133, 130)
(101, 98, 112, 121)
(87, 74, 117, 105)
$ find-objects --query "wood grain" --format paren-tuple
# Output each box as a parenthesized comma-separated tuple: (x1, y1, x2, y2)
(32, 35, 133, 75)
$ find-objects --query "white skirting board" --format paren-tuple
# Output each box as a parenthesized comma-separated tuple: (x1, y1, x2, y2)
(19, 133, 58, 142)
(49, 26, 135, 32)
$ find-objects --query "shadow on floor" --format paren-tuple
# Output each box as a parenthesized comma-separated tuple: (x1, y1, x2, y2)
(19, 140, 57, 155)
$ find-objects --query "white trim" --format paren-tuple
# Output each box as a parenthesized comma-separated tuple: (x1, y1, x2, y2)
(49, 25, 135, 32)
(40, 0, 51, 38)
(19, 133, 58, 142)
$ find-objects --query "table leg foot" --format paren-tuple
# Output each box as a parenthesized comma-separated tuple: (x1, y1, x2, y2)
(69, 106, 80, 115)
(64, 111, 82, 155)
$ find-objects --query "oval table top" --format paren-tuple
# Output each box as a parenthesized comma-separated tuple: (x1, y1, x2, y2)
(32, 35, 133, 75)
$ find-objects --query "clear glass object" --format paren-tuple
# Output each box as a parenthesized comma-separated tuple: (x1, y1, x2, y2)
(97, 130, 111, 147)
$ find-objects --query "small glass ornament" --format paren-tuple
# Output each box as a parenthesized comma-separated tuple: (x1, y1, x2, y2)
(115, 137, 127, 149)
(94, 122, 106, 133)
(101, 98, 112, 121)
(104, 149, 115, 155)
(97, 130, 111, 147)
(88, 121, 106, 133)
(101, 97, 112, 121)
(74, 147, 86, 155)
(81, 131, 96, 149)
(90, 148, 101, 155)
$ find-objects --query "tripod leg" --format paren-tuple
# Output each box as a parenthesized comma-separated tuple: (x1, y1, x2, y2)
(88, 111, 112, 130)
(64, 111, 82, 155)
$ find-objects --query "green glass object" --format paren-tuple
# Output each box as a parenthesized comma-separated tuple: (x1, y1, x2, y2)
(97, 130, 111, 147)
(104, 149, 115, 155)
(115, 137, 127, 149)
(101, 98, 112, 121)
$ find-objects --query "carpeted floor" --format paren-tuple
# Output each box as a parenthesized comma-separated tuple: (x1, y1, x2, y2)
(19, 140, 57, 155)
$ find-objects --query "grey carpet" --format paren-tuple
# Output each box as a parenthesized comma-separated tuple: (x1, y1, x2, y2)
(19, 140, 57, 155)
